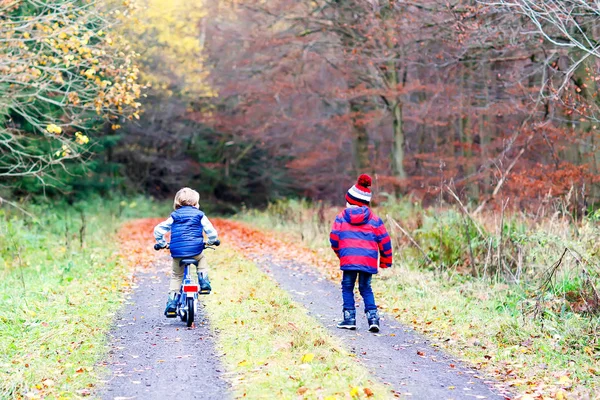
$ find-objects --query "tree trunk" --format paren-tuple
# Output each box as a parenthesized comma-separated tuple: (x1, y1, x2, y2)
(350, 100, 370, 173)
(392, 100, 406, 180)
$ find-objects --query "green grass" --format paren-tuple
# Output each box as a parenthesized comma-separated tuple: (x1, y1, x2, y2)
(203, 246, 390, 399)
(237, 199, 600, 398)
(0, 197, 167, 399)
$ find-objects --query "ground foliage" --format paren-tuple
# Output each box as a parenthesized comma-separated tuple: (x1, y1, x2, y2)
(0, 199, 164, 399)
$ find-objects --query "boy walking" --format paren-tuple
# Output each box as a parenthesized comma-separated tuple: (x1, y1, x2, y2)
(329, 174, 393, 332)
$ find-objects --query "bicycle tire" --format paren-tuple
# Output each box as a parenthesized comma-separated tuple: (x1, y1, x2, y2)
(186, 297, 194, 327)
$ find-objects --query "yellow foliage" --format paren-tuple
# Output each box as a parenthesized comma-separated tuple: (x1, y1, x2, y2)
(46, 124, 62, 135)
(123, 0, 214, 97)
(1, 0, 143, 174)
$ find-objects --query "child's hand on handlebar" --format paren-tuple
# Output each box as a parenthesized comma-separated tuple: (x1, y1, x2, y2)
(207, 239, 221, 246)
(154, 243, 169, 250)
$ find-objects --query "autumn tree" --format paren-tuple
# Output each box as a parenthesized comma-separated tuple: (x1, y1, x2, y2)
(0, 0, 142, 189)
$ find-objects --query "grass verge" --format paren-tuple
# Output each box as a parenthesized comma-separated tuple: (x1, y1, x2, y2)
(0, 198, 167, 399)
(203, 244, 389, 399)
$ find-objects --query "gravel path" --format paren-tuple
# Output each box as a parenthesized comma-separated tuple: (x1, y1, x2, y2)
(257, 256, 508, 400)
(98, 259, 230, 400)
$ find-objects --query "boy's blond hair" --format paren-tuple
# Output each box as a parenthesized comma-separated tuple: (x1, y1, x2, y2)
(173, 187, 200, 210)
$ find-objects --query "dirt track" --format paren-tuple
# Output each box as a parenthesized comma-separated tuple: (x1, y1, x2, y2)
(99, 260, 230, 400)
(100, 219, 506, 399)
(254, 255, 506, 399)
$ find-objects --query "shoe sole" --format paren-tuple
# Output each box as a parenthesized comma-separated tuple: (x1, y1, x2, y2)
(337, 325, 356, 330)
(368, 325, 380, 333)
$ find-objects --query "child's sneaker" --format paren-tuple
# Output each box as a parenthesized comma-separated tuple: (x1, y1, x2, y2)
(366, 309, 380, 332)
(164, 294, 178, 318)
(198, 272, 211, 295)
(336, 310, 356, 330)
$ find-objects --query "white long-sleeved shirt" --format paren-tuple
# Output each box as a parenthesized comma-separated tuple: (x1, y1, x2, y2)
(153, 215, 218, 247)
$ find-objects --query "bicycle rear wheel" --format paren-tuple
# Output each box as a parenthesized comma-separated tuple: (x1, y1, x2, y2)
(186, 297, 194, 327)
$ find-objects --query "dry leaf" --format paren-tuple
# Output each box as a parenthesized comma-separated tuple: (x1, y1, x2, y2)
(297, 387, 308, 395)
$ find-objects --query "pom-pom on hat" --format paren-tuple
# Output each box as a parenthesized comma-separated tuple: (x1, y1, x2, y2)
(346, 174, 372, 206)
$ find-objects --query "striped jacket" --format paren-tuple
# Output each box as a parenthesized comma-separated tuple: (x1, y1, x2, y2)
(330, 206, 393, 274)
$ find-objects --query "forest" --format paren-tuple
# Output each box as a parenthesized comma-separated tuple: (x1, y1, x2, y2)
(1, 0, 600, 399)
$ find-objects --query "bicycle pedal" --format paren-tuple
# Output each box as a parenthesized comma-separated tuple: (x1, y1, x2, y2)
(165, 311, 177, 318)
(198, 290, 211, 295)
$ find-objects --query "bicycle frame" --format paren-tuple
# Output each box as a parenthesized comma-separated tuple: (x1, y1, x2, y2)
(177, 263, 199, 324)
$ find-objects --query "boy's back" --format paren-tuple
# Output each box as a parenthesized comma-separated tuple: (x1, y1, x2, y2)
(330, 206, 392, 274)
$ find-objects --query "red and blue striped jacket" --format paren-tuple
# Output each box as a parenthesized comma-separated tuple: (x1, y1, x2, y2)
(330, 206, 393, 274)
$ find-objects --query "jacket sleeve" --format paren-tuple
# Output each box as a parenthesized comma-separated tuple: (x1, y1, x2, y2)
(201, 215, 219, 243)
(329, 217, 342, 258)
(154, 217, 173, 247)
(375, 218, 393, 268)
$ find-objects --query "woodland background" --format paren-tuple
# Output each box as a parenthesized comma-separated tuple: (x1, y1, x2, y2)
(3, 0, 600, 214)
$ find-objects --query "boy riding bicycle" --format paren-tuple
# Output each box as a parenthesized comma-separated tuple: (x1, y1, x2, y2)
(154, 187, 219, 317)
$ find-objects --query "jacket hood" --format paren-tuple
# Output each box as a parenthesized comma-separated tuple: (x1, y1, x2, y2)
(342, 206, 371, 225)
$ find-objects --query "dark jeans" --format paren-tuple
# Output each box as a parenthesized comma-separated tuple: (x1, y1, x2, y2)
(341, 271, 377, 312)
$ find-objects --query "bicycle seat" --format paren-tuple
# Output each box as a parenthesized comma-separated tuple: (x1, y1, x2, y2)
(179, 258, 199, 266)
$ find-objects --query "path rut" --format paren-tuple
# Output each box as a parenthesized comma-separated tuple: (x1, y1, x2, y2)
(99, 257, 230, 400)
(256, 256, 506, 399)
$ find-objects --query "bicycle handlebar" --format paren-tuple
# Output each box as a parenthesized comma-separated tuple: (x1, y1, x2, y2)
(154, 240, 220, 251)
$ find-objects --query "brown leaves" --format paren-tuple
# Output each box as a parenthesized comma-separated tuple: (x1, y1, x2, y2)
(214, 219, 341, 281)
(118, 218, 164, 270)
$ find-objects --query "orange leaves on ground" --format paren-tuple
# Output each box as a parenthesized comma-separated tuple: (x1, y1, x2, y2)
(118, 218, 164, 270)
(214, 219, 342, 281)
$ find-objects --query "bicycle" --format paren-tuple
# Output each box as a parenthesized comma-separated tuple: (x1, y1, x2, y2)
(154, 240, 220, 327)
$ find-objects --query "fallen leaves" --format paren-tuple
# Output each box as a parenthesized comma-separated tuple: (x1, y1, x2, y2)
(118, 218, 165, 270)
(214, 219, 342, 281)
(41, 379, 54, 387)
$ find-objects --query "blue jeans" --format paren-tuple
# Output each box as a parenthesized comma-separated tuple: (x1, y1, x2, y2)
(341, 271, 377, 312)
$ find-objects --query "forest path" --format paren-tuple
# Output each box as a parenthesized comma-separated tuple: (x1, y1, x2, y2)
(99, 250, 230, 400)
(217, 219, 508, 400)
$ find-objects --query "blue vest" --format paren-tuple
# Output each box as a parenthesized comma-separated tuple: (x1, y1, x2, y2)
(169, 206, 205, 258)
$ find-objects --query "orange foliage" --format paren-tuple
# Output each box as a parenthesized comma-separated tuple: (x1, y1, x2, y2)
(214, 219, 342, 281)
(117, 218, 164, 270)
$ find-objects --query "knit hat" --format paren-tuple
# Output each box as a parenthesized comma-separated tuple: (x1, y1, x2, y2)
(346, 174, 372, 206)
